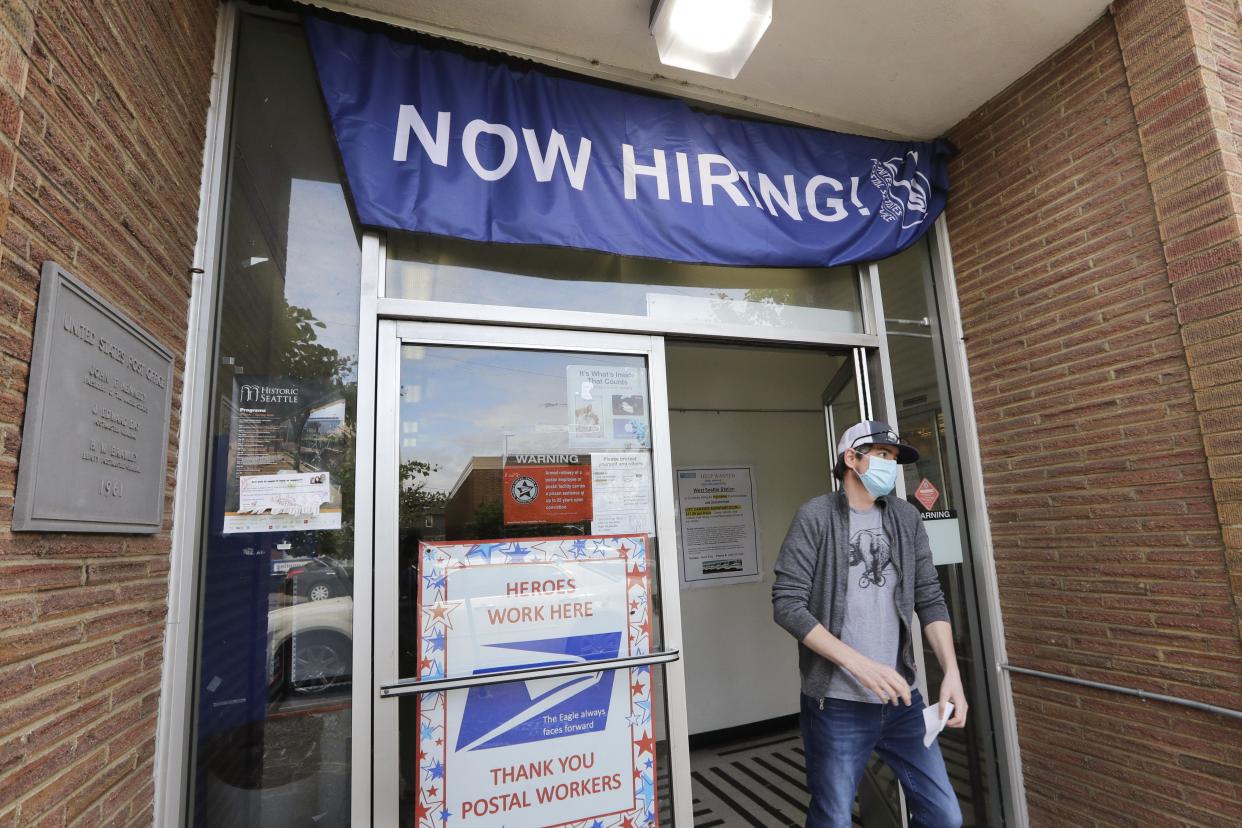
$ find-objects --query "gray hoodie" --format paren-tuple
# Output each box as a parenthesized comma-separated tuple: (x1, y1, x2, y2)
(772, 490, 951, 700)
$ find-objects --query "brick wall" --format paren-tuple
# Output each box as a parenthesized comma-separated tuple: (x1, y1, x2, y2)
(0, 1, 216, 826)
(947, 10, 1242, 828)
(1111, 0, 1242, 654)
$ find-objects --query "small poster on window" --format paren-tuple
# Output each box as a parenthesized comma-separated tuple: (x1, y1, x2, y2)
(566, 365, 650, 450)
(502, 454, 593, 526)
(222, 376, 345, 533)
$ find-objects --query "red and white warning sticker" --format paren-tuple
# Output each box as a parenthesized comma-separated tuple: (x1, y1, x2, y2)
(914, 478, 940, 511)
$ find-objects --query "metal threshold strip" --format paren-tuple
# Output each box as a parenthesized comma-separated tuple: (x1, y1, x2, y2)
(380, 649, 681, 697)
(1002, 664, 1242, 721)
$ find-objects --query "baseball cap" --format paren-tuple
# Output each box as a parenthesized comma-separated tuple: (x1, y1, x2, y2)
(832, 420, 920, 479)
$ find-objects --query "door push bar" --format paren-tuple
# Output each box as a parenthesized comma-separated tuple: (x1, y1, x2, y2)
(379, 649, 681, 698)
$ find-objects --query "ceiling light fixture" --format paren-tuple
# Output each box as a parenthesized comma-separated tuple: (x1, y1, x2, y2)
(650, 0, 772, 80)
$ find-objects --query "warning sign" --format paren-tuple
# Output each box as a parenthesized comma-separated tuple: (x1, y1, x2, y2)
(915, 478, 940, 511)
(503, 454, 593, 525)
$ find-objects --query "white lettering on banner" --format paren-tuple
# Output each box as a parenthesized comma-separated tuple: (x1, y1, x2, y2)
(675, 151, 693, 203)
(806, 175, 848, 222)
(393, 105, 450, 165)
(759, 173, 804, 220)
(522, 128, 593, 190)
(850, 176, 871, 215)
(463, 119, 519, 181)
(698, 153, 749, 207)
(387, 106, 933, 230)
(622, 144, 669, 200)
(736, 171, 763, 208)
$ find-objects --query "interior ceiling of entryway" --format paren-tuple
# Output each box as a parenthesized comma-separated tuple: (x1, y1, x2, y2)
(310, 0, 1112, 139)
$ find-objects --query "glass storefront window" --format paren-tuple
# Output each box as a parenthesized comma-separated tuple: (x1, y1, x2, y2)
(386, 231, 864, 335)
(190, 15, 360, 827)
(395, 344, 667, 674)
(875, 237, 1001, 827)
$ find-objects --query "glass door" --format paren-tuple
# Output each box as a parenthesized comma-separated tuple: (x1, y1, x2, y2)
(372, 321, 692, 827)
(823, 348, 873, 493)
(822, 349, 908, 828)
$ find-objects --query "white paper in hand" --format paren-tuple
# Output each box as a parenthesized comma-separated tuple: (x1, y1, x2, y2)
(923, 702, 953, 748)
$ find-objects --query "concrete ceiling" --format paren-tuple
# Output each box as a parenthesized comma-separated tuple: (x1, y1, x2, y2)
(311, 0, 1112, 139)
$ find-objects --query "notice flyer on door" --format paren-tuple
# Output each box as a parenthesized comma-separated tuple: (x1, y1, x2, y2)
(415, 535, 658, 828)
(676, 466, 761, 587)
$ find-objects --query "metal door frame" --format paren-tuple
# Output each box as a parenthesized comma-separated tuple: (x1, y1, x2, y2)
(366, 317, 694, 826)
(822, 347, 875, 494)
(351, 228, 891, 825)
(348, 230, 983, 827)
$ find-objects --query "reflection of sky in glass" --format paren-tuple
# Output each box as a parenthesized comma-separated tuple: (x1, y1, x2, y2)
(400, 346, 646, 493)
(388, 252, 862, 334)
(285, 179, 361, 370)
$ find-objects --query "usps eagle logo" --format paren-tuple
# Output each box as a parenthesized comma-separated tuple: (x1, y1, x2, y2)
(455, 632, 621, 752)
(869, 150, 931, 229)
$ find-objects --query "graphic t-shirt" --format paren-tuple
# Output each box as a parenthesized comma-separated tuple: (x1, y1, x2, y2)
(825, 505, 901, 703)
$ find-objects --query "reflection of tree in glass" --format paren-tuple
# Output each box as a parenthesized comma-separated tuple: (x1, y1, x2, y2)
(259, 302, 358, 563)
(272, 304, 353, 386)
(400, 460, 448, 531)
(464, 499, 503, 540)
(702, 288, 797, 328)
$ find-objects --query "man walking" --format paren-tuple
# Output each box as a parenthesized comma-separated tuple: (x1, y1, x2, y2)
(772, 421, 966, 827)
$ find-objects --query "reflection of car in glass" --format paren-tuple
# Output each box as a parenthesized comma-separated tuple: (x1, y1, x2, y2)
(267, 597, 353, 699)
(283, 556, 353, 601)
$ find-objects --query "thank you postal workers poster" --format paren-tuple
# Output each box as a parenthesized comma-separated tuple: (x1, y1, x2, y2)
(416, 535, 658, 828)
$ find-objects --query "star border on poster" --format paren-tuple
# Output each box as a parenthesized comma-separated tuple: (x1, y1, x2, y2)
(415, 535, 658, 828)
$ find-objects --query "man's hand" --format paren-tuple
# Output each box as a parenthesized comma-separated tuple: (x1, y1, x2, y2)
(844, 653, 911, 706)
(938, 670, 968, 727)
(799, 624, 910, 706)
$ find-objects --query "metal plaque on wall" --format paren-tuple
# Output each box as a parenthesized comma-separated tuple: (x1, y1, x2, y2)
(12, 263, 175, 533)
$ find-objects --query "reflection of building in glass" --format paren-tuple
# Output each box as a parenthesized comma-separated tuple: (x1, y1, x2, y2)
(304, 397, 347, 435)
(416, 512, 447, 541)
(444, 456, 501, 538)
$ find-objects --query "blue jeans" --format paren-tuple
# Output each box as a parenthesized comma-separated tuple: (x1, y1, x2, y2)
(800, 689, 962, 828)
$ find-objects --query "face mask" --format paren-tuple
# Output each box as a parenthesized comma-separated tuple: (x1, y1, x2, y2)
(857, 454, 898, 498)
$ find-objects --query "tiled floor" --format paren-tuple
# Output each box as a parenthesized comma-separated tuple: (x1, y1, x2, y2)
(687, 728, 815, 827)
(658, 721, 976, 827)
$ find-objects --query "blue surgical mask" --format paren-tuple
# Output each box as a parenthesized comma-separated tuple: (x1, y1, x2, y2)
(858, 455, 898, 498)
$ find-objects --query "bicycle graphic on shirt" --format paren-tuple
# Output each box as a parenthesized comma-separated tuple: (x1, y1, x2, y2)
(849, 528, 894, 589)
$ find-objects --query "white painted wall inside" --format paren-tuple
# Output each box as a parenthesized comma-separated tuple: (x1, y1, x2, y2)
(666, 342, 845, 734)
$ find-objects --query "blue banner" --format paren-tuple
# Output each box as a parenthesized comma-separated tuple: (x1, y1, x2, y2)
(305, 17, 952, 268)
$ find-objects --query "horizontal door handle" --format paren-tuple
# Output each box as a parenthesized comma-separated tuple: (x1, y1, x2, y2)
(380, 649, 680, 698)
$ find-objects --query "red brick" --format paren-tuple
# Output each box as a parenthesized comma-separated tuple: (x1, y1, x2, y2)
(0, 618, 81, 664)
(949, 6, 1242, 823)
(0, 563, 81, 592)
(82, 562, 145, 586)
(35, 586, 119, 620)
(19, 747, 107, 822)
(0, 680, 76, 736)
